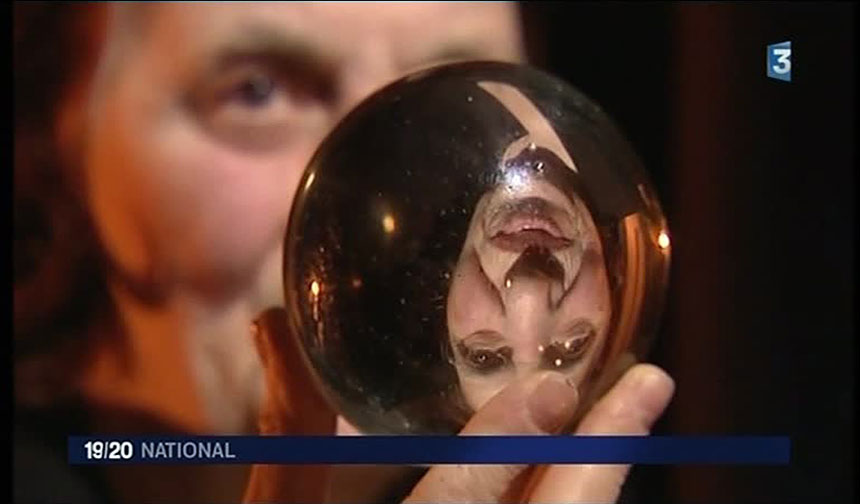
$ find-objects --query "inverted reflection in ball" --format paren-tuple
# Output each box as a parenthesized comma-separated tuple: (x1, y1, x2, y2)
(284, 62, 670, 434)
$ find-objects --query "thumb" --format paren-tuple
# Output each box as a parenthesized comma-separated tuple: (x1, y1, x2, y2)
(525, 364, 675, 503)
(404, 371, 579, 503)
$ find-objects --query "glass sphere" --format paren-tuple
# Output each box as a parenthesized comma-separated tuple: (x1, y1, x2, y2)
(284, 62, 670, 434)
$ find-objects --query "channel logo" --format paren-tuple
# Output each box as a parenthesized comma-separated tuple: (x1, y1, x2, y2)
(767, 41, 791, 82)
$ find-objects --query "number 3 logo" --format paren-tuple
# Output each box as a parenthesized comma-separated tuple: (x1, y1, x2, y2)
(767, 41, 792, 82)
(772, 48, 791, 74)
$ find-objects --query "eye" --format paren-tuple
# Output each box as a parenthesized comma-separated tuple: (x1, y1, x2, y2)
(189, 64, 313, 151)
(456, 342, 512, 373)
(232, 73, 277, 107)
(208, 68, 294, 127)
(543, 324, 595, 369)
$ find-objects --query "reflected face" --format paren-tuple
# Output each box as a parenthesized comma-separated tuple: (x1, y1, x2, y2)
(447, 151, 611, 411)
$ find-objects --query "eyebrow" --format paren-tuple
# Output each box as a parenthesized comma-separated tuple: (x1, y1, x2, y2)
(200, 25, 337, 92)
(399, 41, 501, 73)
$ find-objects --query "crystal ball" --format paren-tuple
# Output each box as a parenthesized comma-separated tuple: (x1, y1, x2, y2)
(283, 62, 670, 434)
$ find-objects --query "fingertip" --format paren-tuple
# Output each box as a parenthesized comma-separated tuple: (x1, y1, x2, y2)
(576, 363, 675, 435)
(459, 370, 579, 436)
(526, 371, 580, 434)
(622, 364, 675, 428)
(629, 364, 675, 393)
(255, 306, 289, 332)
(251, 307, 291, 369)
(249, 318, 269, 365)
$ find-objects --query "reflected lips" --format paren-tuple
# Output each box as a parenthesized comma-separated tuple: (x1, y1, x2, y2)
(491, 229, 570, 252)
(486, 197, 572, 252)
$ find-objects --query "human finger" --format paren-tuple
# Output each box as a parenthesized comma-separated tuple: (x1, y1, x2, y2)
(525, 364, 674, 503)
(404, 370, 579, 503)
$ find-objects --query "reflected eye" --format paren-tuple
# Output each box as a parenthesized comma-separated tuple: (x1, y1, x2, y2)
(456, 342, 512, 373)
(543, 324, 594, 369)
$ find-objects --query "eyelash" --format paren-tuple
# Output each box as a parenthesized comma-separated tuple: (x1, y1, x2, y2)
(189, 65, 306, 151)
(456, 342, 512, 374)
(456, 331, 593, 374)
(212, 67, 294, 116)
(225, 72, 279, 107)
(542, 333, 592, 368)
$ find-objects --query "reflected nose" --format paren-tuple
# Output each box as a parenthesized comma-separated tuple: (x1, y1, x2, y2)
(503, 273, 561, 369)
(501, 247, 566, 368)
(503, 274, 559, 317)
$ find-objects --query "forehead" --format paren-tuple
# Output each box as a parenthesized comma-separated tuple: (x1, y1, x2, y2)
(119, 2, 522, 63)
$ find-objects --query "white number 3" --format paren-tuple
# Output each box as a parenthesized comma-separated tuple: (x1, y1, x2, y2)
(772, 48, 791, 74)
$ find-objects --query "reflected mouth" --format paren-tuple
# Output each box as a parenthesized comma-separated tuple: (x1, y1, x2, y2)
(490, 229, 571, 252)
(486, 197, 572, 252)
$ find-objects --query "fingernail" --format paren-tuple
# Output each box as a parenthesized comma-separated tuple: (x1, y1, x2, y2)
(527, 372, 579, 433)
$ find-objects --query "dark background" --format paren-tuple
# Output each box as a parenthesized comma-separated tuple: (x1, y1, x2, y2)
(520, 2, 855, 503)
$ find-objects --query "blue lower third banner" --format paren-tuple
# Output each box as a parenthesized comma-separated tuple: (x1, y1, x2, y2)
(68, 436, 790, 465)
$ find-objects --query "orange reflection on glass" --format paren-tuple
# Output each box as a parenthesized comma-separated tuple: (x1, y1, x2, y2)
(308, 277, 324, 346)
(382, 214, 396, 234)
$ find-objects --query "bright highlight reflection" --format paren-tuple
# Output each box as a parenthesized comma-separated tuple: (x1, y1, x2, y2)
(382, 214, 396, 234)
(657, 231, 670, 249)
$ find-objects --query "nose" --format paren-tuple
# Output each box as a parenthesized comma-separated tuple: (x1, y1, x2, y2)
(503, 274, 560, 370)
(503, 274, 560, 321)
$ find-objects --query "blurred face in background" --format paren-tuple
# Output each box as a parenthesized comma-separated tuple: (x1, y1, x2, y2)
(55, 2, 524, 432)
(74, 2, 524, 312)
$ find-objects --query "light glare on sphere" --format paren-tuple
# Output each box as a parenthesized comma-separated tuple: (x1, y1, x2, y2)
(283, 62, 670, 434)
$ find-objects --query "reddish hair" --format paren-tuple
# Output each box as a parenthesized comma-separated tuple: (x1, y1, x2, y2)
(14, 3, 112, 405)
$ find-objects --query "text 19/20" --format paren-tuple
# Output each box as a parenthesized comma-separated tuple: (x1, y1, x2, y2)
(83, 440, 133, 460)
